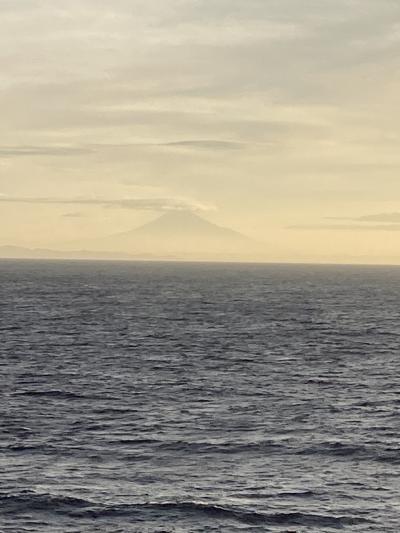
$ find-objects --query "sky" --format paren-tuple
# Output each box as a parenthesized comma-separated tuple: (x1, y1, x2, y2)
(1, 0, 400, 262)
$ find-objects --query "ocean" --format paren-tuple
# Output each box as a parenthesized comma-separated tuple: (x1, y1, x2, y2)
(0, 260, 399, 532)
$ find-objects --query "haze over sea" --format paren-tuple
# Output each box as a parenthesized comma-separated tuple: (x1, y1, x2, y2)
(1, 260, 399, 532)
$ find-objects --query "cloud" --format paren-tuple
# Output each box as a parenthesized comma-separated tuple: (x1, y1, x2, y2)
(62, 212, 86, 218)
(289, 211, 400, 231)
(327, 213, 400, 223)
(88, 140, 247, 151)
(0, 140, 245, 158)
(158, 140, 246, 150)
(288, 224, 400, 231)
(0, 145, 93, 157)
(0, 195, 213, 212)
(2, 0, 397, 156)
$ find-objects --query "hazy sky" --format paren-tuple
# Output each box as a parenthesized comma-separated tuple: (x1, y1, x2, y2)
(1, 0, 400, 262)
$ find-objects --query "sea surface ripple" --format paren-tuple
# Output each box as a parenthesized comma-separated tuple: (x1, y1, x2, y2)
(0, 260, 399, 532)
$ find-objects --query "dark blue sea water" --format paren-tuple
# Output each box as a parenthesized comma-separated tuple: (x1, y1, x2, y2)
(0, 260, 399, 532)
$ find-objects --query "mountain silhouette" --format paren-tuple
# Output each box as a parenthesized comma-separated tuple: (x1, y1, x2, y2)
(67, 210, 266, 260)
(121, 210, 251, 242)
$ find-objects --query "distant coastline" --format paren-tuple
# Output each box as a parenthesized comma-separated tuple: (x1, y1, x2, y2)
(1, 249, 400, 268)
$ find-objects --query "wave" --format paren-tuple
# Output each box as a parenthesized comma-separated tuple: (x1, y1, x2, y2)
(0, 492, 371, 528)
(238, 489, 318, 500)
(297, 441, 400, 464)
(5, 430, 397, 466)
(15, 390, 84, 400)
(105, 438, 286, 455)
(14, 390, 110, 401)
(95, 437, 400, 465)
(3, 443, 56, 453)
(0, 492, 92, 514)
(157, 439, 285, 455)
(119, 502, 370, 528)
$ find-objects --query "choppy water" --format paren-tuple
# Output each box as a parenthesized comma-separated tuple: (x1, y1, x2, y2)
(1, 260, 399, 532)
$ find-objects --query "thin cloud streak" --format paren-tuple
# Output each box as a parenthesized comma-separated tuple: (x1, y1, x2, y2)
(0, 145, 94, 157)
(326, 213, 400, 223)
(288, 224, 400, 231)
(88, 140, 247, 151)
(0, 141, 246, 158)
(158, 140, 246, 150)
(0, 196, 213, 212)
(62, 212, 86, 218)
